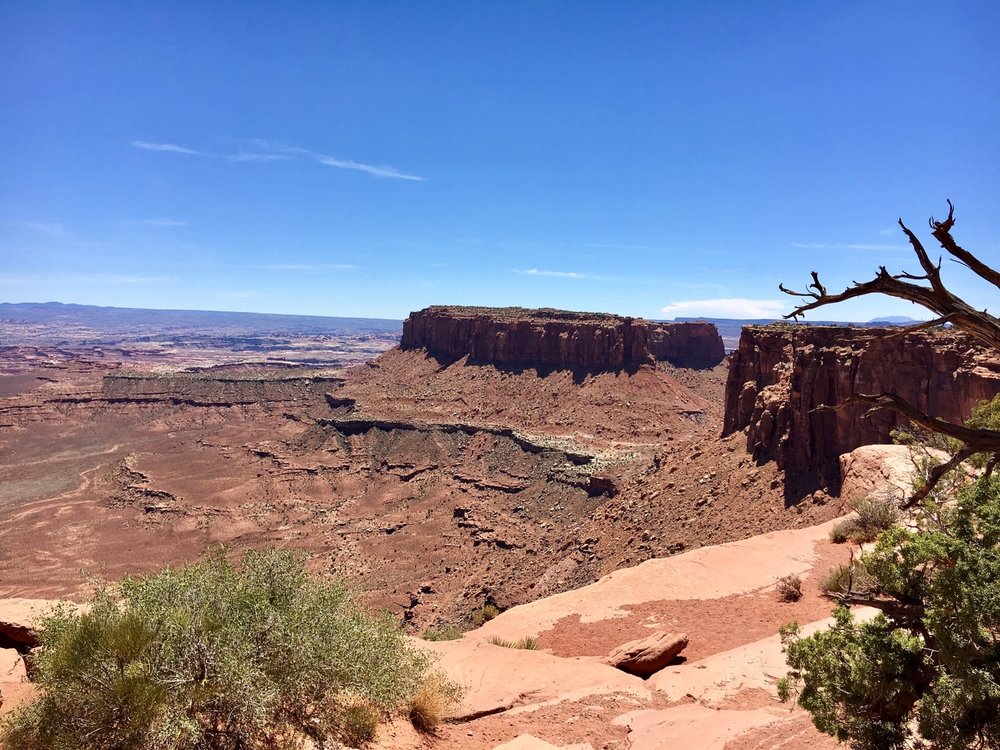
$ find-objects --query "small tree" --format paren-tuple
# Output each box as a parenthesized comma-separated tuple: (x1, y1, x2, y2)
(0, 548, 455, 750)
(777, 207, 1000, 748)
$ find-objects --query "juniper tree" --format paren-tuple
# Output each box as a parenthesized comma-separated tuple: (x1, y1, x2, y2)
(777, 205, 1000, 748)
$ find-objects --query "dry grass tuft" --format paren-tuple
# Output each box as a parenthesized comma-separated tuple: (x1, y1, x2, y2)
(408, 670, 463, 733)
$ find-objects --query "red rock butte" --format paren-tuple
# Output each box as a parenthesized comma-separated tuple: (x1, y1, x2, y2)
(400, 305, 725, 370)
(724, 324, 1000, 488)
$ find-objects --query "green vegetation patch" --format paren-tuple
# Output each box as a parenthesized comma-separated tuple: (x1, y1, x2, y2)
(1, 548, 457, 749)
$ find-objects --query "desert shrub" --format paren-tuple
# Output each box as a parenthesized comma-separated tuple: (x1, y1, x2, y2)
(0, 548, 455, 750)
(850, 492, 900, 540)
(422, 623, 462, 641)
(782, 476, 1000, 748)
(408, 670, 463, 732)
(470, 603, 500, 627)
(820, 560, 876, 597)
(488, 636, 539, 650)
(337, 698, 381, 746)
(829, 518, 859, 544)
(828, 494, 900, 545)
(776, 574, 803, 602)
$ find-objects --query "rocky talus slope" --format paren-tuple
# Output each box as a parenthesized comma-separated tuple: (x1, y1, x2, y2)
(723, 325, 1000, 488)
(401, 306, 724, 369)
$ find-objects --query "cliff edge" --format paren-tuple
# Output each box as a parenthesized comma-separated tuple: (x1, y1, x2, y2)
(723, 325, 1000, 488)
(400, 306, 724, 370)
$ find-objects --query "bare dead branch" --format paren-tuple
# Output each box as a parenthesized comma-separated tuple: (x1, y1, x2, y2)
(814, 393, 1000, 453)
(931, 200, 1000, 291)
(780, 208, 1000, 352)
(814, 392, 1000, 504)
(780, 205, 1000, 508)
(828, 592, 927, 629)
(897, 218, 944, 291)
(904, 445, 979, 509)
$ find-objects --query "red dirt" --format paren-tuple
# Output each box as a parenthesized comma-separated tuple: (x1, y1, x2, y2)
(536, 539, 851, 662)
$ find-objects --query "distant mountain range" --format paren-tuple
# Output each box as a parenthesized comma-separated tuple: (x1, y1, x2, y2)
(0, 302, 403, 335)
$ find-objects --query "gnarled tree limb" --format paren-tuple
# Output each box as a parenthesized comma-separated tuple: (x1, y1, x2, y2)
(780, 204, 1000, 352)
(814, 394, 1000, 506)
(930, 200, 1000, 291)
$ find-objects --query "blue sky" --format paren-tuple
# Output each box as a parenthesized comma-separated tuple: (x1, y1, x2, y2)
(2, 2, 998, 321)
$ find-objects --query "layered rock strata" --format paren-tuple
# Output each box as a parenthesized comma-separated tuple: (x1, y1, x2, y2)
(400, 306, 724, 369)
(723, 325, 1000, 484)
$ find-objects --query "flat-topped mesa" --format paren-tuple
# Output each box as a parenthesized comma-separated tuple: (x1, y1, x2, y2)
(400, 306, 724, 370)
(647, 322, 726, 369)
(723, 324, 1000, 489)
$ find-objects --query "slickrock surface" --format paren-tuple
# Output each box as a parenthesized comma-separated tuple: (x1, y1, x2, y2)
(401, 306, 724, 369)
(723, 325, 1000, 486)
(411, 516, 872, 750)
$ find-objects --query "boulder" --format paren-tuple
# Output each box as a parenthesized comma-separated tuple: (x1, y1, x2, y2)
(0, 648, 25, 681)
(605, 631, 688, 677)
(418, 638, 649, 720)
(0, 598, 59, 652)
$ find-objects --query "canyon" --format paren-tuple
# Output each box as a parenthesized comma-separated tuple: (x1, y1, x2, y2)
(1, 304, 998, 748)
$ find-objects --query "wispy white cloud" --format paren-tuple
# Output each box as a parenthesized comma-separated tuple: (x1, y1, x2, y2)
(791, 242, 903, 251)
(660, 298, 787, 319)
(877, 227, 897, 237)
(130, 138, 423, 181)
(316, 156, 423, 181)
(228, 152, 294, 163)
(131, 141, 202, 155)
(514, 268, 595, 280)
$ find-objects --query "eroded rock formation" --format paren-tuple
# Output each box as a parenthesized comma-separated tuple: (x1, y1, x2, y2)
(647, 322, 726, 368)
(400, 306, 724, 370)
(723, 325, 1000, 486)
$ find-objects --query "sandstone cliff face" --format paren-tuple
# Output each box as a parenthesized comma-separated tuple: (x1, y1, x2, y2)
(401, 306, 724, 370)
(723, 325, 1000, 486)
(648, 323, 726, 368)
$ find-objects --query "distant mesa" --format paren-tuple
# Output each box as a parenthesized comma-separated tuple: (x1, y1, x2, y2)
(865, 315, 924, 325)
(400, 305, 725, 370)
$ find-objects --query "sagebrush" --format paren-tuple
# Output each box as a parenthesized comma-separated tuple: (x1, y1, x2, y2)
(0, 548, 457, 750)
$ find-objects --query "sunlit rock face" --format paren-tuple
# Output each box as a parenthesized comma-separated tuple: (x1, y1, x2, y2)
(723, 325, 1000, 485)
(401, 306, 724, 370)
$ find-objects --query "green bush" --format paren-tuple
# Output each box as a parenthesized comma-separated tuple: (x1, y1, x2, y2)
(829, 494, 900, 545)
(829, 518, 860, 544)
(851, 493, 900, 541)
(470, 603, 500, 627)
(422, 623, 463, 641)
(820, 560, 876, 597)
(783, 476, 1000, 748)
(0, 548, 454, 750)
